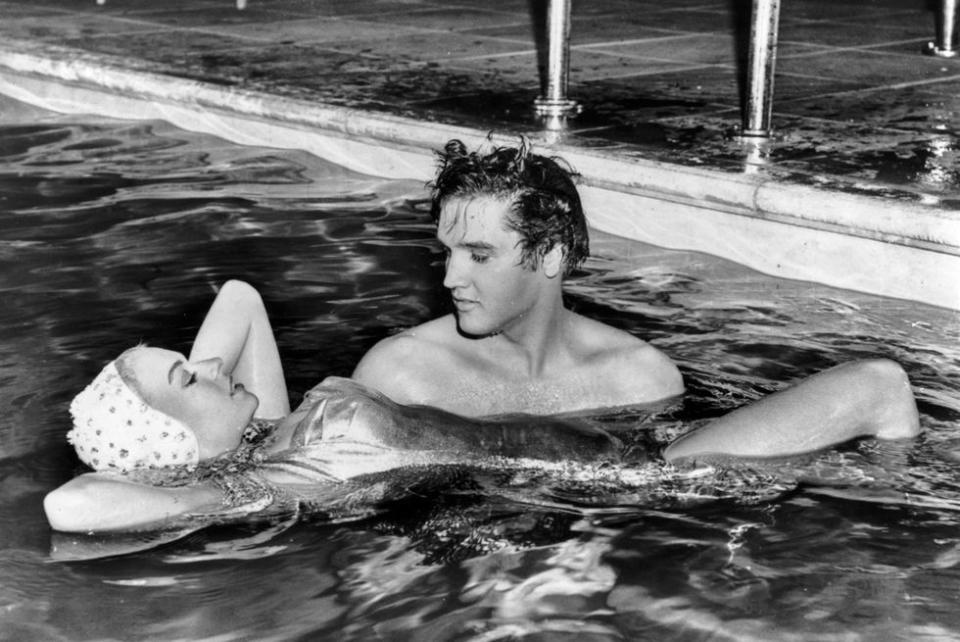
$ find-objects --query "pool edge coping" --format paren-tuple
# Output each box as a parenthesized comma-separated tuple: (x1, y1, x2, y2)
(2, 40, 958, 309)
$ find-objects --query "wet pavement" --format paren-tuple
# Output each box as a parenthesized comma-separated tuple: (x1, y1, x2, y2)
(1, 0, 958, 209)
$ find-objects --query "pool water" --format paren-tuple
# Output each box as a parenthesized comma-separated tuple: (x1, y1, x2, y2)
(2, 93, 960, 640)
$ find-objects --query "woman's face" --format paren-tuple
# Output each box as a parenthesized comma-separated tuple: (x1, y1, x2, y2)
(123, 347, 259, 459)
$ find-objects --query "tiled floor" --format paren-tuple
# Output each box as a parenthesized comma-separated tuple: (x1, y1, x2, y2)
(0, 0, 958, 207)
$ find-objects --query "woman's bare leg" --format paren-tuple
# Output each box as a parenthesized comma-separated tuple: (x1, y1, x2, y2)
(663, 359, 920, 462)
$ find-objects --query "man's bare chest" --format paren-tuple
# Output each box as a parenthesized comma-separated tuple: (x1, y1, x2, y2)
(424, 365, 633, 416)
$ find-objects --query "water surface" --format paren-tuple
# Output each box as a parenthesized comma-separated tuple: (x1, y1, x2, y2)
(2, 94, 959, 641)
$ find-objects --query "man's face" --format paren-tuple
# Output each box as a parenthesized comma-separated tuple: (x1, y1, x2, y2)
(437, 196, 553, 338)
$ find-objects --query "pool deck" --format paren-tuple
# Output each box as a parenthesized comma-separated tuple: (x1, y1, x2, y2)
(1, 0, 959, 308)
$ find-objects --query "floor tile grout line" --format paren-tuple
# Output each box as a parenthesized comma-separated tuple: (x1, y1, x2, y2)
(86, 20, 456, 47)
(8, 34, 430, 67)
(765, 110, 952, 138)
(439, 50, 538, 62)
(3, 12, 187, 31)
(566, 63, 725, 82)
(787, 9, 934, 24)
(122, 19, 485, 43)
(573, 34, 725, 50)
(574, 37, 939, 63)
(775, 72, 960, 103)
(778, 39, 945, 59)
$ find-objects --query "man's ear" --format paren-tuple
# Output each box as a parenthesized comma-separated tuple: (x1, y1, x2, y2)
(542, 244, 564, 279)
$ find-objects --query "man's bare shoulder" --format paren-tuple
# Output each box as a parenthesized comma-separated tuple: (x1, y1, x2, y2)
(568, 313, 685, 401)
(351, 315, 460, 404)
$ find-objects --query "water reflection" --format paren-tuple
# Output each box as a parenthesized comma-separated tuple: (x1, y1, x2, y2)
(919, 133, 958, 189)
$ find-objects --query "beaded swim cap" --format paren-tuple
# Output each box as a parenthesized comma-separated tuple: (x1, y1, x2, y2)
(67, 359, 200, 473)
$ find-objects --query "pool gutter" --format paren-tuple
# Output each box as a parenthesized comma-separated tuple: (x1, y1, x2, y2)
(1, 40, 958, 310)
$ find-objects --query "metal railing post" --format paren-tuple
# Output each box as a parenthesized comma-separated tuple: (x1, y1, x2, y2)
(741, 0, 781, 137)
(534, 0, 579, 130)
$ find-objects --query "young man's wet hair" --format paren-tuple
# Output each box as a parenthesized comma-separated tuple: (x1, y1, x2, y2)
(429, 138, 589, 276)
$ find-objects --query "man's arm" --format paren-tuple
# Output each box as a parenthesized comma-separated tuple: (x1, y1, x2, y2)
(623, 341, 685, 402)
(663, 359, 920, 462)
(44, 473, 224, 533)
(351, 333, 424, 405)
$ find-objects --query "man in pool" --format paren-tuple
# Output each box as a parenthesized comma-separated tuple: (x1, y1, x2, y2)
(353, 138, 920, 458)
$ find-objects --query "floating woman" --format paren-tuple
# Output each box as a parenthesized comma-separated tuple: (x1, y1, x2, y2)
(44, 280, 626, 534)
(44, 280, 921, 535)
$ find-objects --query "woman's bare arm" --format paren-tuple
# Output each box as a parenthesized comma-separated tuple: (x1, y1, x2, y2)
(188, 280, 290, 418)
(44, 473, 224, 533)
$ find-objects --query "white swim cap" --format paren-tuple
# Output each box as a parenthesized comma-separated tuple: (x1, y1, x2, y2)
(67, 359, 200, 473)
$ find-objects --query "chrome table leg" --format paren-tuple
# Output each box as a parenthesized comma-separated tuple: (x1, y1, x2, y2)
(742, 0, 781, 137)
(924, 0, 958, 58)
(534, 0, 580, 131)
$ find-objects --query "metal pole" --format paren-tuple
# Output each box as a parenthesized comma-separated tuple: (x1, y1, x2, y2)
(534, 0, 579, 130)
(924, 0, 958, 57)
(742, 0, 781, 137)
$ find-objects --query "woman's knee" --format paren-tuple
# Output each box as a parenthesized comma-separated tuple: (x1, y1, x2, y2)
(855, 359, 919, 438)
(218, 279, 264, 310)
(853, 358, 911, 389)
(220, 279, 258, 299)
